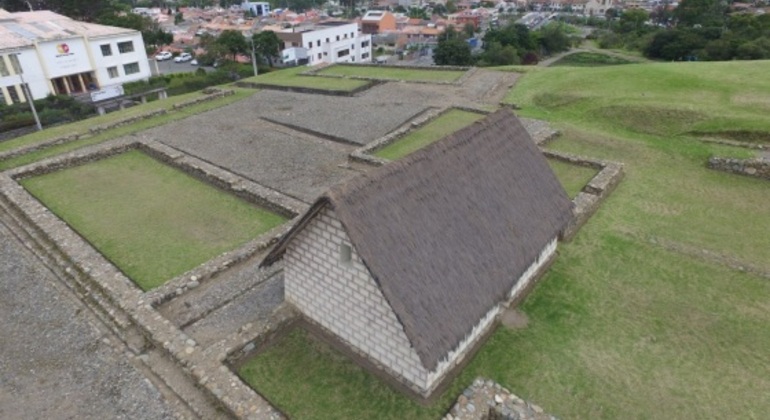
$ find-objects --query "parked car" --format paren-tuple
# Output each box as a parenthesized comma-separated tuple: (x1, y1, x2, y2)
(174, 53, 193, 63)
(190, 59, 199, 66)
(155, 51, 173, 61)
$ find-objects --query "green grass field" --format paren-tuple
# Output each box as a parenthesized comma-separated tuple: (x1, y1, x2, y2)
(242, 66, 369, 91)
(547, 158, 598, 198)
(551, 52, 634, 67)
(374, 109, 485, 160)
(240, 60, 770, 418)
(0, 88, 254, 171)
(21, 150, 286, 290)
(317, 65, 466, 83)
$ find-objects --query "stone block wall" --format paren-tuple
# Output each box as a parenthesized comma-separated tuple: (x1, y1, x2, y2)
(707, 157, 770, 180)
(283, 206, 430, 393)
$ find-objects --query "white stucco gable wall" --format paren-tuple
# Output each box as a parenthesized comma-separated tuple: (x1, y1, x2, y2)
(283, 206, 430, 392)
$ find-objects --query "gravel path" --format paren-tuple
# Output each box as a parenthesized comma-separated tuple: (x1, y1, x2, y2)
(0, 223, 177, 420)
(183, 274, 284, 348)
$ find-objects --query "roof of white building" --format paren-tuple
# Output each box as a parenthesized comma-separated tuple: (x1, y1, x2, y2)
(0, 9, 136, 50)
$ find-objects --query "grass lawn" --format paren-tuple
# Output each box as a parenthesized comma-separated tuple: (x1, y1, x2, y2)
(238, 60, 770, 418)
(316, 65, 466, 83)
(0, 87, 254, 171)
(242, 66, 369, 91)
(547, 158, 598, 198)
(374, 109, 485, 160)
(551, 52, 634, 67)
(21, 150, 287, 290)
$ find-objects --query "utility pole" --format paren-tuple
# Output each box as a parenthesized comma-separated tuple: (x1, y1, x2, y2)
(13, 53, 42, 131)
(248, 35, 258, 77)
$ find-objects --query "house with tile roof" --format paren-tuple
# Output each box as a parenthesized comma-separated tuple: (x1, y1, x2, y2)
(262, 109, 573, 397)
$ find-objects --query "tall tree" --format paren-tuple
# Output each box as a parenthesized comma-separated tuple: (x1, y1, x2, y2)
(216, 30, 248, 61)
(252, 31, 282, 67)
(434, 27, 473, 65)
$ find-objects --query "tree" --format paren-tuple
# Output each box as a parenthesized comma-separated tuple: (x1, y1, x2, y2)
(174, 12, 184, 25)
(434, 27, 473, 65)
(481, 41, 519, 65)
(215, 30, 248, 61)
(619, 9, 649, 34)
(463, 23, 476, 39)
(407, 7, 428, 20)
(253, 31, 282, 67)
(674, 0, 726, 27)
(536, 23, 571, 55)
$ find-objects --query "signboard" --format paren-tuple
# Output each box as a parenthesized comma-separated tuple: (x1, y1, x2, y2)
(39, 39, 91, 78)
(90, 84, 124, 102)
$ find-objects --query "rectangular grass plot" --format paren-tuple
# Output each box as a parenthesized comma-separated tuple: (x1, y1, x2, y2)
(21, 150, 287, 290)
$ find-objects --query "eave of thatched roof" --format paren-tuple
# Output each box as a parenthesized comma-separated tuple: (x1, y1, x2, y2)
(263, 109, 573, 371)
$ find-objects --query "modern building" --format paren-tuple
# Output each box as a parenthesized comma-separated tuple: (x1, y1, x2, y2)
(276, 22, 372, 66)
(0, 9, 151, 106)
(241, 1, 271, 17)
(262, 109, 574, 398)
(361, 10, 397, 34)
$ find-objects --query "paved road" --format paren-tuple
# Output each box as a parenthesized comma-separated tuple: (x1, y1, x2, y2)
(149, 58, 205, 76)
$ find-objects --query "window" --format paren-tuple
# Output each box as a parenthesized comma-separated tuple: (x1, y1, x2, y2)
(337, 49, 350, 58)
(100, 44, 112, 56)
(0, 57, 8, 77)
(336, 35, 340, 41)
(362, 52, 370, 59)
(7, 85, 20, 104)
(117, 41, 134, 54)
(318, 53, 322, 60)
(362, 40, 370, 48)
(316, 40, 320, 47)
(123, 62, 140, 75)
(308, 42, 312, 49)
(351, 32, 354, 38)
(339, 244, 352, 265)
(9, 54, 22, 74)
(326, 37, 329, 43)
(107, 66, 119, 78)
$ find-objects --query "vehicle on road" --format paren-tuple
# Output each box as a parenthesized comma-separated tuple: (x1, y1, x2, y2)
(174, 53, 193, 63)
(155, 51, 173, 61)
(190, 59, 199, 66)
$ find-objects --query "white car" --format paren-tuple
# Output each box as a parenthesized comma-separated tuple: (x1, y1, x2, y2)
(155, 51, 173, 61)
(174, 53, 193, 63)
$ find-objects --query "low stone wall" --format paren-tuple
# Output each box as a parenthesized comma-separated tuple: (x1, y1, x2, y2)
(445, 378, 556, 420)
(707, 157, 770, 181)
(303, 64, 476, 86)
(544, 150, 624, 242)
(0, 89, 234, 164)
(0, 138, 311, 419)
(235, 80, 379, 96)
(351, 106, 489, 166)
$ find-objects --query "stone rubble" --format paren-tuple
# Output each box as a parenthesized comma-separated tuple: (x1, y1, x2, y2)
(445, 378, 557, 420)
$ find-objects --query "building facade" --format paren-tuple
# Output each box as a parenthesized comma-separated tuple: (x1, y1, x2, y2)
(276, 22, 372, 66)
(0, 9, 151, 106)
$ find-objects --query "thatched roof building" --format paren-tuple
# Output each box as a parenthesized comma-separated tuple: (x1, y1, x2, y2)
(263, 108, 572, 397)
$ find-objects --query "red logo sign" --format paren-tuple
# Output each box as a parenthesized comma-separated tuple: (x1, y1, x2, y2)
(56, 43, 70, 54)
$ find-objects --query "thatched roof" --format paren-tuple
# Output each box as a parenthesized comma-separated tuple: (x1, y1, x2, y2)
(263, 109, 572, 371)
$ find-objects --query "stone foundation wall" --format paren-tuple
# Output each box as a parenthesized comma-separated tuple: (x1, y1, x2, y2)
(707, 157, 770, 180)
(303, 64, 476, 86)
(543, 150, 624, 242)
(351, 106, 489, 166)
(445, 378, 554, 420)
(234, 80, 379, 96)
(0, 89, 235, 163)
